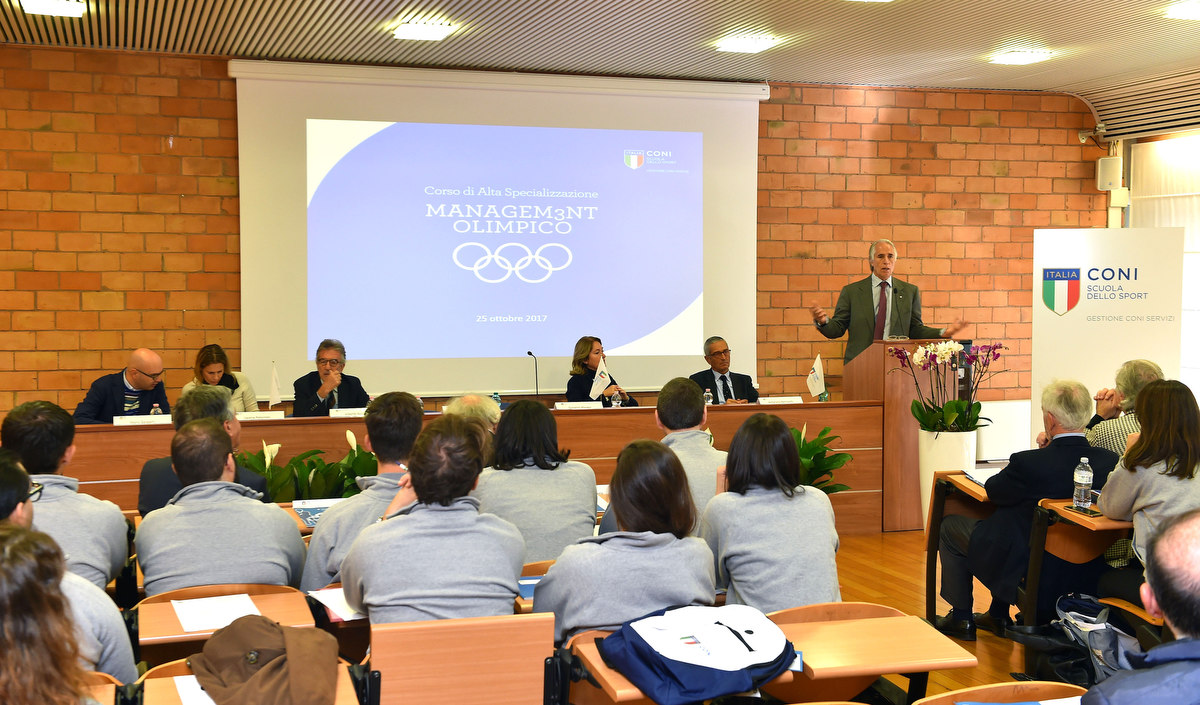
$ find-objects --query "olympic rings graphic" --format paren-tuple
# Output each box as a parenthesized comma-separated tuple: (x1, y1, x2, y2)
(452, 242, 573, 283)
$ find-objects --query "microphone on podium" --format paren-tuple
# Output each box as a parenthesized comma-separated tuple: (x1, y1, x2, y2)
(526, 351, 539, 396)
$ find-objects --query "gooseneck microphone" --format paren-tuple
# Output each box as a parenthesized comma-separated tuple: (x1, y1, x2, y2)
(526, 351, 539, 396)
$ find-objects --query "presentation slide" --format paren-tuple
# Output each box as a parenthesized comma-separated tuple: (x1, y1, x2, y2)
(306, 120, 703, 359)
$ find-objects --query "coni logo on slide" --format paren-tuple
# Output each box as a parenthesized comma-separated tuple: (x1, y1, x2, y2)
(452, 242, 573, 283)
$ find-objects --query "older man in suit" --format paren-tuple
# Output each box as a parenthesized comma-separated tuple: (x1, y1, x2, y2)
(688, 336, 758, 404)
(810, 239, 966, 363)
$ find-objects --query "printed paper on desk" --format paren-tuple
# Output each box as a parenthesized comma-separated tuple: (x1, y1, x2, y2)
(236, 410, 285, 421)
(308, 587, 365, 622)
(113, 414, 174, 426)
(174, 675, 218, 705)
(171, 594, 261, 632)
(964, 467, 1003, 487)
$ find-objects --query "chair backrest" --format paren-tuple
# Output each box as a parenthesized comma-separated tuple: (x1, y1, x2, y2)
(138, 657, 193, 682)
(82, 670, 122, 686)
(912, 680, 1086, 705)
(767, 601, 904, 623)
(521, 559, 554, 577)
(370, 612, 554, 705)
(136, 583, 301, 607)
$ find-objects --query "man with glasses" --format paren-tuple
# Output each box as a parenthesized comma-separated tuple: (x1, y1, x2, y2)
(688, 336, 759, 404)
(3, 401, 127, 588)
(292, 338, 370, 417)
(74, 347, 171, 424)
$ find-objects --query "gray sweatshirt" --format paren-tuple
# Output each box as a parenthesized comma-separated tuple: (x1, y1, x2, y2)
(699, 485, 841, 613)
(30, 474, 128, 588)
(1099, 459, 1200, 564)
(533, 531, 715, 643)
(300, 472, 405, 591)
(341, 496, 524, 624)
(472, 460, 597, 562)
(61, 571, 138, 684)
(136, 481, 306, 596)
(661, 430, 727, 521)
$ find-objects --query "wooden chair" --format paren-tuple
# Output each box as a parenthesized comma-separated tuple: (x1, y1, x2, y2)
(138, 657, 193, 682)
(83, 670, 122, 686)
(135, 583, 301, 607)
(521, 559, 554, 576)
(762, 602, 903, 704)
(366, 612, 554, 705)
(912, 680, 1086, 705)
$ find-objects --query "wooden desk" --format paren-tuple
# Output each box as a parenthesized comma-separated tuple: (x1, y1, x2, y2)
(88, 683, 117, 704)
(569, 615, 975, 705)
(138, 592, 315, 646)
(136, 666, 360, 704)
(280, 502, 315, 536)
(924, 472, 993, 621)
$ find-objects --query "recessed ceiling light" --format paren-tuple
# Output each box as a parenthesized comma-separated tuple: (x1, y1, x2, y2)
(20, 0, 86, 17)
(392, 22, 458, 41)
(989, 49, 1054, 65)
(715, 34, 781, 54)
(1165, 0, 1200, 19)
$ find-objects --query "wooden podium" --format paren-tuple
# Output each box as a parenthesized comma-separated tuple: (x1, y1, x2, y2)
(843, 340, 953, 531)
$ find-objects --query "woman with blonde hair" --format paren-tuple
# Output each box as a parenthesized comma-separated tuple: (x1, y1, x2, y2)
(181, 343, 258, 412)
(564, 336, 638, 407)
(0, 525, 94, 705)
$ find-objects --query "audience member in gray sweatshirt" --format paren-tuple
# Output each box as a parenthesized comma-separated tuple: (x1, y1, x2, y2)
(535, 439, 715, 643)
(342, 414, 524, 624)
(699, 413, 840, 613)
(301, 392, 424, 591)
(136, 418, 306, 596)
(1, 401, 128, 587)
(472, 400, 597, 562)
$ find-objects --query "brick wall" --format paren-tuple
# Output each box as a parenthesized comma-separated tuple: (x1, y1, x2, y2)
(0, 47, 239, 413)
(755, 83, 1108, 400)
(0, 46, 1107, 415)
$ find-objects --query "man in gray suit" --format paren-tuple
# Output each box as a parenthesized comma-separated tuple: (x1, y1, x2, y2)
(809, 239, 967, 363)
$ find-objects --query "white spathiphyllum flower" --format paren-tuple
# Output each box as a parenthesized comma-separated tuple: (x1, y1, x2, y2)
(800, 423, 807, 443)
(346, 429, 358, 452)
(262, 440, 281, 467)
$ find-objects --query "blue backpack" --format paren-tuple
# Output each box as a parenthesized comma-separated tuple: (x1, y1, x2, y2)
(597, 604, 797, 705)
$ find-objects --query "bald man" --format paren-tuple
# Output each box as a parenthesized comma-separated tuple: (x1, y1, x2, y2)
(74, 347, 171, 424)
(1082, 508, 1200, 704)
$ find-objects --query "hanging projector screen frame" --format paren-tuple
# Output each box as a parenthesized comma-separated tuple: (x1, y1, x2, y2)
(231, 61, 766, 399)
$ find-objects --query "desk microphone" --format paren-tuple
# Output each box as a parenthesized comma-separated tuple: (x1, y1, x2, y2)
(526, 351, 539, 396)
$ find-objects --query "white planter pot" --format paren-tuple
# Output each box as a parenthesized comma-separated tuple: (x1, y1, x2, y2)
(918, 429, 978, 524)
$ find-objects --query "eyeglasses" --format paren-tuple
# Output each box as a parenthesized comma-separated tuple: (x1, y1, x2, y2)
(27, 482, 43, 503)
(317, 358, 345, 367)
(135, 368, 165, 381)
(708, 349, 732, 357)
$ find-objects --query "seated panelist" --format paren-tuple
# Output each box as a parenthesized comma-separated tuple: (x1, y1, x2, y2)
(293, 338, 370, 417)
(181, 343, 258, 413)
(564, 336, 638, 407)
(688, 336, 758, 404)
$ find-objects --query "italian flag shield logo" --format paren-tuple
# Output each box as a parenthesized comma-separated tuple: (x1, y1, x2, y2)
(1042, 268, 1081, 316)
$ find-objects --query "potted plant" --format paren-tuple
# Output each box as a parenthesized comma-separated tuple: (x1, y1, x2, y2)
(790, 423, 852, 494)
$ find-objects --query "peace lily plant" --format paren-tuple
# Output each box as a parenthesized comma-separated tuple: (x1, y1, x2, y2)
(887, 340, 1005, 433)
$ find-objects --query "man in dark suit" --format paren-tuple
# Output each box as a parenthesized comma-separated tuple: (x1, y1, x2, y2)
(138, 384, 270, 516)
(292, 338, 370, 417)
(934, 380, 1119, 641)
(688, 336, 758, 404)
(809, 239, 967, 363)
(74, 348, 171, 424)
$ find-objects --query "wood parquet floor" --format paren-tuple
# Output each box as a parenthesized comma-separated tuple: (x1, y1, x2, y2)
(836, 530, 1028, 697)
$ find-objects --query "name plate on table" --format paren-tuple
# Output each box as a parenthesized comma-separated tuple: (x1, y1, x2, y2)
(758, 396, 806, 405)
(113, 414, 174, 426)
(329, 408, 367, 418)
(555, 402, 603, 410)
(237, 410, 285, 421)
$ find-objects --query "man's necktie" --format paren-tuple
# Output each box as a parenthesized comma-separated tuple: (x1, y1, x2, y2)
(721, 375, 734, 403)
(874, 280, 889, 340)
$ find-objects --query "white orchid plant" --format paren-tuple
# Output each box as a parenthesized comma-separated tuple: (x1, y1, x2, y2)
(888, 340, 1005, 433)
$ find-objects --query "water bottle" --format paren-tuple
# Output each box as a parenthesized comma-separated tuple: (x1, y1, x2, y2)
(1072, 457, 1094, 509)
(703, 389, 714, 405)
(149, 403, 163, 416)
(611, 390, 622, 407)
(491, 392, 502, 406)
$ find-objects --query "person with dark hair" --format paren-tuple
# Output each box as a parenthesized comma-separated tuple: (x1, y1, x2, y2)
(472, 400, 596, 562)
(293, 338, 370, 417)
(138, 384, 270, 516)
(302, 392, 425, 590)
(534, 439, 715, 643)
(0, 452, 138, 685)
(565, 335, 638, 407)
(73, 347, 171, 424)
(341, 415, 524, 623)
(688, 336, 759, 404)
(1, 401, 126, 588)
(699, 413, 840, 613)
(181, 343, 259, 412)
(1082, 508, 1200, 704)
(654, 377, 726, 519)
(136, 418, 305, 596)
(1097, 379, 1200, 606)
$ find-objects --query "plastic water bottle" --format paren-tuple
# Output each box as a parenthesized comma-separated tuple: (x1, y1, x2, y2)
(491, 392, 502, 406)
(611, 390, 622, 407)
(1073, 457, 1094, 509)
(703, 389, 714, 405)
(149, 404, 163, 415)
